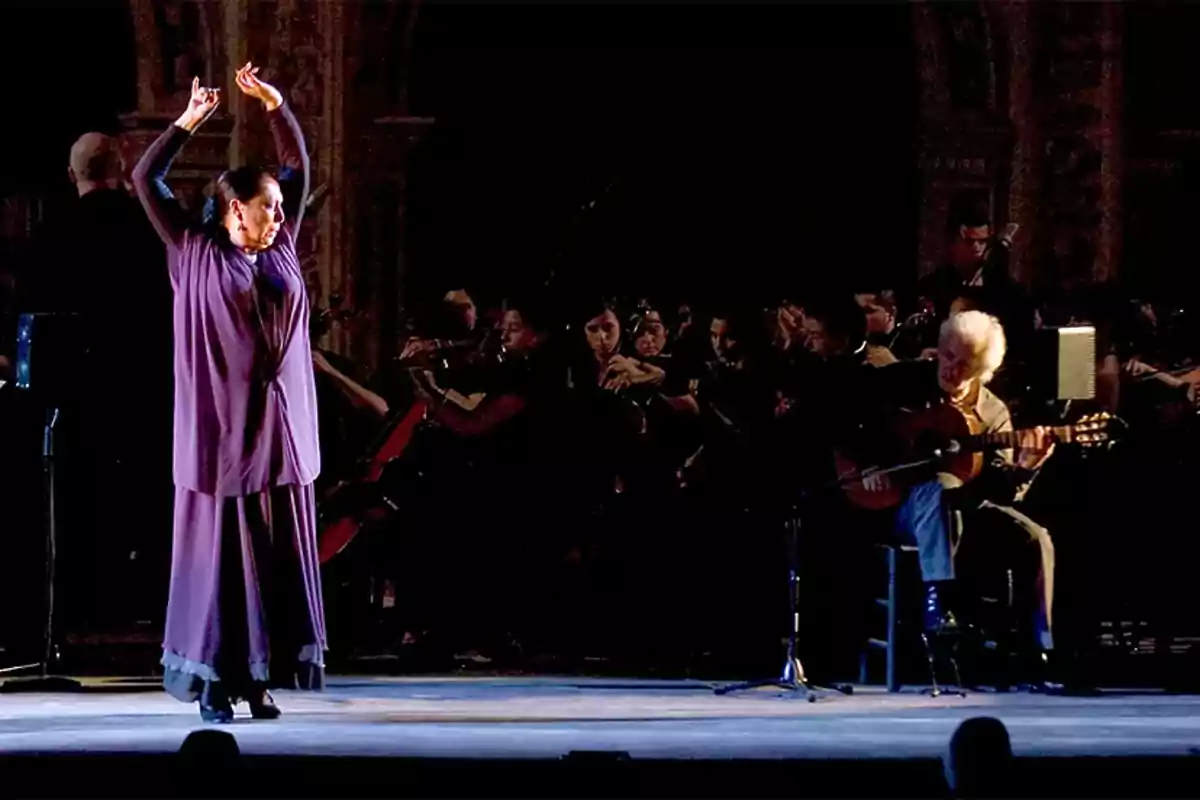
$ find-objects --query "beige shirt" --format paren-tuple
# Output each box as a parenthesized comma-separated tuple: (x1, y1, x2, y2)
(960, 381, 1038, 504)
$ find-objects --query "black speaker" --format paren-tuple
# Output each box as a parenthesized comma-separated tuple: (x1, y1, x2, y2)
(14, 313, 88, 403)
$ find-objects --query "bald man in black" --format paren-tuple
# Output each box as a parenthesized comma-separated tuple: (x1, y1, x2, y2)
(18, 130, 173, 632)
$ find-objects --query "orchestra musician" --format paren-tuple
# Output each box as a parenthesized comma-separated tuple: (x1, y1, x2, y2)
(803, 295, 898, 368)
(398, 287, 482, 364)
(860, 311, 1059, 688)
(411, 294, 555, 437)
(920, 211, 1018, 304)
(404, 294, 565, 659)
(855, 286, 939, 362)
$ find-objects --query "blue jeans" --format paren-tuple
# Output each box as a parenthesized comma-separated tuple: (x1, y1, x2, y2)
(894, 480, 1055, 650)
(895, 479, 955, 582)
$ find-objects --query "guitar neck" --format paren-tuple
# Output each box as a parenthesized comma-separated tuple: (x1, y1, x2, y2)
(973, 424, 1077, 451)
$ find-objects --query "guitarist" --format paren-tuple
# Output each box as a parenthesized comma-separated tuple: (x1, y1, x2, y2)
(862, 310, 1059, 687)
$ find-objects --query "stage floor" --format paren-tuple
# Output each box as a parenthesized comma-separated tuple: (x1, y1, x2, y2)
(0, 676, 1197, 760)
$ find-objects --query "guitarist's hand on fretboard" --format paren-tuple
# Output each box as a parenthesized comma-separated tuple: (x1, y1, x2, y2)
(1015, 425, 1056, 470)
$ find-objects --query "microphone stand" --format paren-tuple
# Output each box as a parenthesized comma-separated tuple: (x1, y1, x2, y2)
(713, 447, 952, 700)
(0, 405, 83, 692)
(713, 489, 850, 701)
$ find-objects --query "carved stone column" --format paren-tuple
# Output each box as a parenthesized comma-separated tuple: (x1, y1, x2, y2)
(337, 1, 431, 370)
(1095, 1, 1125, 286)
(912, 1, 952, 280)
(222, 0, 248, 168)
(129, 0, 230, 116)
(998, 0, 1040, 288)
(353, 116, 433, 369)
(122, 0, 233, 213)
(1030, 1, 1124, 294)
(316, 0, 348, 356)
(912, 1, 1015, 282)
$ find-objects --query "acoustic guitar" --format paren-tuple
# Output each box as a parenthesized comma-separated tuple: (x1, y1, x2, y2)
(835, 404, 1118, 511)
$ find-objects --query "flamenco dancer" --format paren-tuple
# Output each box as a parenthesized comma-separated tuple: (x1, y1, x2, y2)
(132, 63, 326, 722)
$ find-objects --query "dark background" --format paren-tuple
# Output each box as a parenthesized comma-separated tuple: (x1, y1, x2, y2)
(0, 3, 916, 313)
(404, 4, 917, 309)
(5, 3, 1200, 306)
(1125, 1, 1200, 302)
(0, 5, 137, 190)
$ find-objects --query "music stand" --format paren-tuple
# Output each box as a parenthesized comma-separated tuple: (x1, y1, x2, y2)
(0, 313, 83, 693)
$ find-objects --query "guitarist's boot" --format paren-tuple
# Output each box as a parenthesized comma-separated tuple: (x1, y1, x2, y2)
(923, 582, 958, 634)
(921, 582, 966, 697)
(1025, 649, 1100, 696)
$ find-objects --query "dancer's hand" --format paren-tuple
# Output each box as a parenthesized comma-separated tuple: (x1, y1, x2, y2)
(176, 77, 220, 132)
(235, 62, 283, 111)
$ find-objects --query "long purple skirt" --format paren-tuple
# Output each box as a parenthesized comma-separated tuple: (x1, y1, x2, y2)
(161, 483, 327, 704)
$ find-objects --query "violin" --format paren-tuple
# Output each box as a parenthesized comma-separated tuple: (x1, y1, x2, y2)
(394, 337, 475, 368)
(394, 327, 510, 373)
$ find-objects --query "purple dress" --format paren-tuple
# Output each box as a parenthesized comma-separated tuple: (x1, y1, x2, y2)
(131, 103, 327, 703)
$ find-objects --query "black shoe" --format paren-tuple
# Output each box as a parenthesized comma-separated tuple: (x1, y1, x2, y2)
(248, 691, 282, 720)
(1024, 650, 1098, 696)
(199, 697, 234, 724)
(924, 583, 959, 634)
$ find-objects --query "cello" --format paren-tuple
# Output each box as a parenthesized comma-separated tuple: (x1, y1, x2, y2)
(316, 331, 508, 564)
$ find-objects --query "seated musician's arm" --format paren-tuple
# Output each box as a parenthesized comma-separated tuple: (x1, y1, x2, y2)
(429, 392, 526, 437)
(443, 389, 487, 411)
(338, 374, 390, 419)
(1122, 356, 1197, 406)
(313, 351, 389, 419)
(979, 402, 1040, 505)
(661, 393, 701, 415)
(1096, 352, 1121, 414)
(653, 362, 701, 415)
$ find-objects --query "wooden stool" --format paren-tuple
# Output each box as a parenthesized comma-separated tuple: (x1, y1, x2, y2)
(858, 543, 919, 692)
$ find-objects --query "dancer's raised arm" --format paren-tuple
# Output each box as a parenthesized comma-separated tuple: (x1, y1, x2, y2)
(235, 62, 310, 232)
(131, 77, 220, 251)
